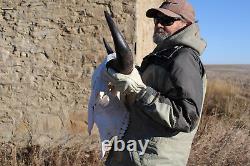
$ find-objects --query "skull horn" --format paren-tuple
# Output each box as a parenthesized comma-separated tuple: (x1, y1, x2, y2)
(104, 11, 133, 75)
(102, 37, 114, 54)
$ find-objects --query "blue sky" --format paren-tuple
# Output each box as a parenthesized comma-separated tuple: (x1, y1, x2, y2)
(189, 0, 250, 64)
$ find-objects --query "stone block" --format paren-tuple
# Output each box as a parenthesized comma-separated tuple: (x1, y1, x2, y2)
(0, 115, 14, 142)
(30, 113, 63, 137)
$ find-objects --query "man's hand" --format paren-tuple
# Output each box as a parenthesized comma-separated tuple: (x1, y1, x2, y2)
(104, 67, 146, 96)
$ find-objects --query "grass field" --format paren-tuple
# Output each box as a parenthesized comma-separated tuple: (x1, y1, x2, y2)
(0, 65, 249, 166)
(188, 65, 250, 165)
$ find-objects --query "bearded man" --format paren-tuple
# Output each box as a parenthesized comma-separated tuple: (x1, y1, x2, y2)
(104, 0, 207, 165)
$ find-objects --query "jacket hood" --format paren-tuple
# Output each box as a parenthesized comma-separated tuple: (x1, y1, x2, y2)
(154, 23, 207, 55)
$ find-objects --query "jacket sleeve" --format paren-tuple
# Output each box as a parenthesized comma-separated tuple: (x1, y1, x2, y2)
(135, 50, 204, 133)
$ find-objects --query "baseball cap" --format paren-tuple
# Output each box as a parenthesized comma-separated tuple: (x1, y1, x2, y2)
(146, 0, 195, 23)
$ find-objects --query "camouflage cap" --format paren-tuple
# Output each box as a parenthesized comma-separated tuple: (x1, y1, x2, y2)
(146, 0, 195, 23)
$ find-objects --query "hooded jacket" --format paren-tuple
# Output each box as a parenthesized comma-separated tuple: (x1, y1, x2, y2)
(105, 23, 207, 166)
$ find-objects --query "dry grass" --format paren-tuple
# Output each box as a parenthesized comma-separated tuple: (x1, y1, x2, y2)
(0, 143, 102, 166)
(204, 79, 247, 118)
(188, 79, 250, 166)
(0, 79, 249, 166)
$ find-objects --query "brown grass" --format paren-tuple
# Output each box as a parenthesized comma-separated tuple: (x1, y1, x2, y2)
(204, 79, 247, 118)
(0, 79, 249, 166)
(188, 79, 250, 166)
(0, 143, 102, 166)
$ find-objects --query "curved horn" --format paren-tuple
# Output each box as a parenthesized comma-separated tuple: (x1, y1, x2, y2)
(102, 38, 114, 54)
(104, 11, 133, 74)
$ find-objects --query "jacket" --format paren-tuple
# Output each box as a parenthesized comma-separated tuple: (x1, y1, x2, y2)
(105, 23, 207, 166)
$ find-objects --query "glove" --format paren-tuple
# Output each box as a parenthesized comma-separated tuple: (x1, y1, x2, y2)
(104, 67, 146, 96)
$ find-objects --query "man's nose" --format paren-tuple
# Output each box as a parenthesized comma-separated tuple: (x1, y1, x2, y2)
(155, 22, 164, 28)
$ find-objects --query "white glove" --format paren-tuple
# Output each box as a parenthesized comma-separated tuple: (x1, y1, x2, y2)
(104, 67, 146, 95)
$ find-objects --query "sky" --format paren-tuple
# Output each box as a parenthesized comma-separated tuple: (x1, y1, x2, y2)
(189, 0, 250, 64)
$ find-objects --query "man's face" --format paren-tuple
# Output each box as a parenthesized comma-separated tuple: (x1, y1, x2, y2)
(153, 14, 187, 45)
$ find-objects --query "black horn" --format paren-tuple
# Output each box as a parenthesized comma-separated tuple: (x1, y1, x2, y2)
(104, 11, 133, 75)
(102, 38, 114, 54)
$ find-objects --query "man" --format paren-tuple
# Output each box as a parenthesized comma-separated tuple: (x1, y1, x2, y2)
(104, 0, 207, 165)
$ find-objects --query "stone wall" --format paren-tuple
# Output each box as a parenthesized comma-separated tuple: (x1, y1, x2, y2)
(0, 0, 136, 146)
(135, 0, 162, 64)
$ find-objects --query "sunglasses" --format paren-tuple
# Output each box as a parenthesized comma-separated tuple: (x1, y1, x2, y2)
(154, 17, 179, 26)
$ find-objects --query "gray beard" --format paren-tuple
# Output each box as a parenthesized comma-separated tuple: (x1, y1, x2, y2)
(153, 28, 171, 45)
